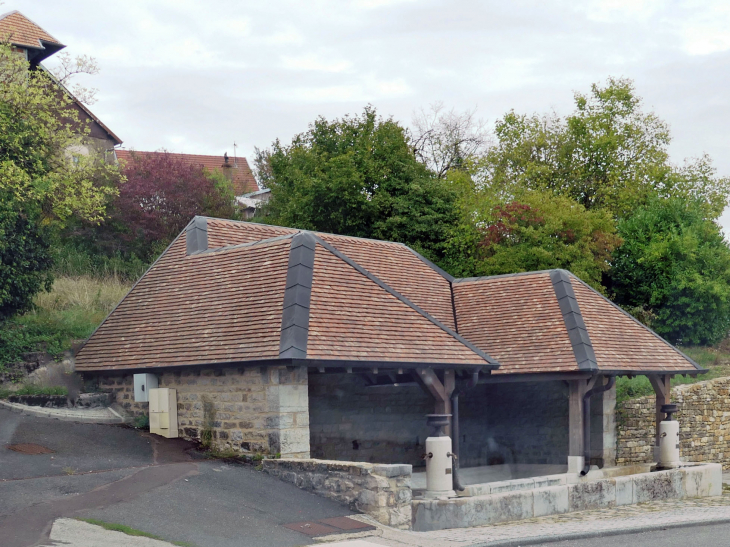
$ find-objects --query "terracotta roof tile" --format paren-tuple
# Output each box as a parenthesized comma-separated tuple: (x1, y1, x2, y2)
(76, 218, 700, 376)
(115, 150, 259, 195)
(318, 234, 455, 329)
(0, 11, 63, 49)
(571, 278, 695, 373)
(307, 244, 486, 364)
(454, 274, 577, 374)
(75, 237, 291, 371)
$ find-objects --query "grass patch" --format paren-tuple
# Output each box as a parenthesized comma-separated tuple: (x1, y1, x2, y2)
(74, 518, 193, 546)
(52, 242, 150, 282)
(0, 276, 131, 365)
(616, 344, 730, 404)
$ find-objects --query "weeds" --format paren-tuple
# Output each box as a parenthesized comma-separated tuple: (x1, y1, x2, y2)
(62, 467, 76, 475)
(133, 414, 149, 429)
(200, 396, 216, 448)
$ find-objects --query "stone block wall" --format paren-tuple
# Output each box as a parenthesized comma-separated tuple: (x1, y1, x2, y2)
(262, 458, 412, 529)
(96, 366, 310, 458)
(617, 377, 730, 467)
(308, 374, 574, 468)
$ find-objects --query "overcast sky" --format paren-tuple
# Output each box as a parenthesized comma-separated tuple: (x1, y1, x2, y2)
(13, 0, 730, 233)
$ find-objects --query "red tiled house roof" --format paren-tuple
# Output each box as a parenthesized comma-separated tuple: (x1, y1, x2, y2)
(75, 218, 704, 377)
(0, 11, 64, 63)
(115, 150, 259, 196)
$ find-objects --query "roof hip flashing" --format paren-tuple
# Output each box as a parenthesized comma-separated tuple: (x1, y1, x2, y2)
(279, 232, 316, 359)
(549, 269, 598, 371)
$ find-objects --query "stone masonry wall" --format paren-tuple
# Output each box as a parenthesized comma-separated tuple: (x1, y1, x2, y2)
(96, 365, 310, 458)
(309, 374, 574, 468)
(617, 377, 730, 468)
(262, 458, 412, 529)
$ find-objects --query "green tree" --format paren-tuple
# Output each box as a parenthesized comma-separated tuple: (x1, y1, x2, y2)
(442, 191, 620, 290)
(477, 78, 730, 219)
(0, 43, 121, 317)
(610, 197, 730, 345)
(260, 106, 459, 261)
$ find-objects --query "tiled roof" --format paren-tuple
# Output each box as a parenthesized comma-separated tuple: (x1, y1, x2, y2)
(453, 271, 702, 375)
(454, 273, 578, 374)
(0, 11, 63, 50)
(75, 218, 494, 372)
(75, 218, 703, 376)
(115, 150, 259, 196)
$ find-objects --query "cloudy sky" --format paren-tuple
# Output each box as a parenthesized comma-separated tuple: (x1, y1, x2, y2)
(12, 0, 730, 231)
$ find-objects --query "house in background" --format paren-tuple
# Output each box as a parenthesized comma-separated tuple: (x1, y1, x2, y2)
(0, 10, 123, 156)
(115, 150, 269, 216)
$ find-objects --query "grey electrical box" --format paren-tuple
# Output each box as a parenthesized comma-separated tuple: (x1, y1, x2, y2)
(133, 374, 158, 402)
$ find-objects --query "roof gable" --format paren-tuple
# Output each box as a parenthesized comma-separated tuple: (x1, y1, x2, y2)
(0, 11, 63, 49)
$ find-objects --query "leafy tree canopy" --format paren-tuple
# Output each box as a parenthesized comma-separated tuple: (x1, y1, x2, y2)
(110, 151, 238, 258)
(473, 77, 730, 219)
(610, 197, 730, 345)
(442, 190, 620, 290)
(260, 106, 459, 261)
(0, 43, 121, 317)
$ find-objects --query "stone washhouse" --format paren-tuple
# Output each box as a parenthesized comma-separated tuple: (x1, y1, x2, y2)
(75, 216, 719, 530)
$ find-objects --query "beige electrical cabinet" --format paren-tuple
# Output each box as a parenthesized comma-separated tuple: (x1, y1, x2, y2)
(148, 388, 178, 438)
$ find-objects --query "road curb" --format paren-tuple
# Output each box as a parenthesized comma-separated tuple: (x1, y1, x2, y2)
(469, 515, 730, 547)
(0, 400, 128, 424)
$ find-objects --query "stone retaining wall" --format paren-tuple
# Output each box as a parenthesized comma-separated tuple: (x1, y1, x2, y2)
(96, 366, 310, 458)
(616, 377, 730, 467)
(262, 458, 412, 529)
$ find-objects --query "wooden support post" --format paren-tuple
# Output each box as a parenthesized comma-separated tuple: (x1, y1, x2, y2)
(649, 374, 671, 461)
(568, 377, 596, 473)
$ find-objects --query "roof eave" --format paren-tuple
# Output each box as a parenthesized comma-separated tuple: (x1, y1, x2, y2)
(76, 357, 500, 374)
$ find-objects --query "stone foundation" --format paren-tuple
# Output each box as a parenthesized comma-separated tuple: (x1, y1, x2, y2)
(96, 366, 310, 458)
(262, 458, 412, 529)
(412, 463, 722, 531)
(617, 377, 730, 468)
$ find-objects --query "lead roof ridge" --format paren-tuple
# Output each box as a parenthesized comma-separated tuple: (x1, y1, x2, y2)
(549, 270, 597, 372)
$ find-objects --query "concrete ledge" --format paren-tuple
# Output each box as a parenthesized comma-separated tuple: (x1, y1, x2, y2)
(263, 458, 412, 529)
(412, 463, 722, 531)
(0, 400, 128, 424)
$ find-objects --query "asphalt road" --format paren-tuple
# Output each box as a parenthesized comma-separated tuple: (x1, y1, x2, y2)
(530, 522, 730, 547)
(0, 407, 352, 547)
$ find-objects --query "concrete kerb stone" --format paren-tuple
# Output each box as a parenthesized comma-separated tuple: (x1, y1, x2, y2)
(466, 516, 730, 547)
(0, 400, 129, 424)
